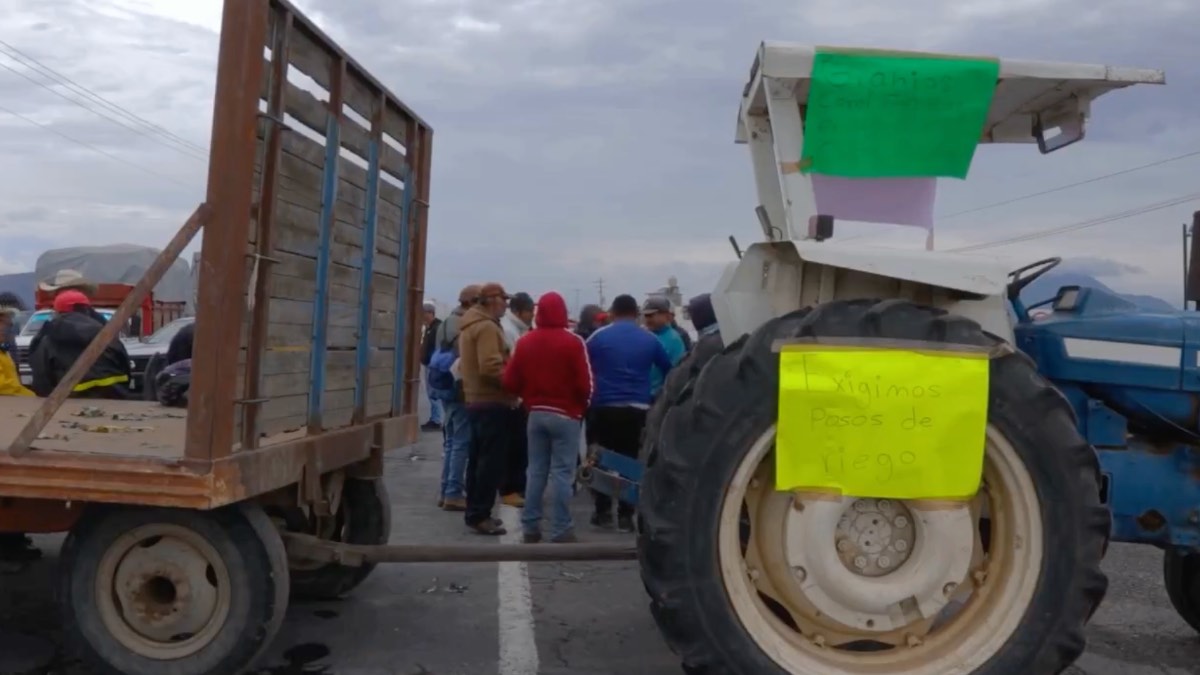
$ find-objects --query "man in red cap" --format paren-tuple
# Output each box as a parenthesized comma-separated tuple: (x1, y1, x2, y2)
(28, 290, 134, 399)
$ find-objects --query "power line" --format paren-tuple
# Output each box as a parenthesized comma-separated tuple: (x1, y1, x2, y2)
(940, 148, 1200, 220)
(946, 191, 1200, 253)
(0, 39, 208, 157)
(0, 57, 207, 161)
(0, 102, 194, 189)
(837, 146, 1200, 244)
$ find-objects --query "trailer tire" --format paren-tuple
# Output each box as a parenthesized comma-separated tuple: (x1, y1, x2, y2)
(637, 299, 1110, 675)
(1163, 548, 1200, 634)
(289, 477, 392, 601)
(59, 502, 289, 675)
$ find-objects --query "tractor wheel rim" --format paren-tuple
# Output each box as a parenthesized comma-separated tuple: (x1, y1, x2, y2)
(717, 424, 1044, 674)
(95, 523, 233, 660)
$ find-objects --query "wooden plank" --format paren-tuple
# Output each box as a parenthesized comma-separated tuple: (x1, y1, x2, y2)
(365, 382, 393, 417)
(272, 249, 360, 290)
(238, 347, 392, 375)
(270, 73, 372, 163)
(257, 128, 404, 206)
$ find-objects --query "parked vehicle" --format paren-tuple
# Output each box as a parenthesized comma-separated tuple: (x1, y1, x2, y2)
(125, 316, 194, 392)
(0, 1, 432, 673)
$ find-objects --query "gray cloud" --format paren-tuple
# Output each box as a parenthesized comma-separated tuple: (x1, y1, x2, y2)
(0, 0, 1194, 311)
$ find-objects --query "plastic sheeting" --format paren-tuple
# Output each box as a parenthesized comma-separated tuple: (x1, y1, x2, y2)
(34, 244, 192, 306)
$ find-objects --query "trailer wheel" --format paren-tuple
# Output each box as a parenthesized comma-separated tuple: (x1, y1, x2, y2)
(59, 503, 289, 675)
(1163, 548, 1200, 633)
(638, 299, 1110, 675)
(289, 477, 392, 601)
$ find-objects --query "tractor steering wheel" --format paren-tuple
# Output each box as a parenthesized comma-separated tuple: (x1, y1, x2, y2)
(1006, 257, 1062, 300)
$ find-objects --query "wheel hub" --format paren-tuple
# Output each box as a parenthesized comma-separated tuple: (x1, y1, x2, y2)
(835, 499, 914, 577)
(96, 525, 232, 659)
(785, 495, 974, 632)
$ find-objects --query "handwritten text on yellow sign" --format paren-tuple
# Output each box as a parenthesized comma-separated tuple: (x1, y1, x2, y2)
(775, 345, 989, 499)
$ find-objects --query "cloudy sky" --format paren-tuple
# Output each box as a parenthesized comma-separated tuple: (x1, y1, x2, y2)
(0, 0, 1196, 313)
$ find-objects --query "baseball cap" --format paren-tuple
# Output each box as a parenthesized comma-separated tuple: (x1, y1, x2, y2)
(478, 282, 510, 301)
(509, 292, 534, 312)
(641, 295, 672, 315)
(54, 289, 92, 313)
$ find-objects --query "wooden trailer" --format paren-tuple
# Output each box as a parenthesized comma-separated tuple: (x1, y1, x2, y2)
(0, 1, 431, 672)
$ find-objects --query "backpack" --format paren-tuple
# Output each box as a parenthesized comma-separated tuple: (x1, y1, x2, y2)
(426, 334, 461, 402)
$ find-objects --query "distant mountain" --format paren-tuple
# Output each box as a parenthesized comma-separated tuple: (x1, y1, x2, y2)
(1022, 271, 1177, 313)
(0, 272, 34, 309)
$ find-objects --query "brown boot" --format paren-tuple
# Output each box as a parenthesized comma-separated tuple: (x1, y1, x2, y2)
(501, 493, 525, 508)
(441, 498, 467, 512)
(469, 519, 507, 536)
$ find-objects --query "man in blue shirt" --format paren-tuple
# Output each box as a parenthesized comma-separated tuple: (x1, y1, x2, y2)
(642, 296, 686, 398)
(585, 294, 673, 532)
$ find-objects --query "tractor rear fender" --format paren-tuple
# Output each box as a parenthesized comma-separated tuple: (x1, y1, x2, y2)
(712, 240, 1018, 345)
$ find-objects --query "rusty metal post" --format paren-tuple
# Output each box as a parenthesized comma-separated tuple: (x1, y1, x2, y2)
(283, 533, 638, 565)
(187, 0, 270, 462)
(242, 7, 293, 450)
(405, 124, 433, 417)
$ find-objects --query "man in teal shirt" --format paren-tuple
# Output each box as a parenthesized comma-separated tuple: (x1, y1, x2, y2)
(642, 296, 686, 397)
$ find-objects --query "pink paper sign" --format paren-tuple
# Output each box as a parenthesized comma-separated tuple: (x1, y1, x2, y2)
(812, 175, 937, 230)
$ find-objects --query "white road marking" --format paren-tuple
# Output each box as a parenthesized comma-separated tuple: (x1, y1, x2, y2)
(497, 503, 538, 675)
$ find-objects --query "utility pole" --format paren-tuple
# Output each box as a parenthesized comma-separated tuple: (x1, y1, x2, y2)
(572, 288, 581, 316)
(594, 278, 606, 308)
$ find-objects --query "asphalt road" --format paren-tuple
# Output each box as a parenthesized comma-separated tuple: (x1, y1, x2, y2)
(2, 422, 1199, 674)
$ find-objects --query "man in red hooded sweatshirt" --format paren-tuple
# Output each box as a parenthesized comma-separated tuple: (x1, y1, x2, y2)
(503, 291, 592, 543)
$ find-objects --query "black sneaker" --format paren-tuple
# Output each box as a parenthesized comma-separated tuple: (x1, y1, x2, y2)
(590, 512, 613, 529)
(421, 421, 442, 432)
(522, 532, 542, 544)
(617, 514, 635, 533)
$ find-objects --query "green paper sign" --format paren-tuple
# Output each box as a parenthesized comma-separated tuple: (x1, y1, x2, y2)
(801, 50, 1000, 179)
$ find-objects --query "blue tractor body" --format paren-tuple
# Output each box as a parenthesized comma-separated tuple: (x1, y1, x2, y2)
(1013, 284, 1200, 552)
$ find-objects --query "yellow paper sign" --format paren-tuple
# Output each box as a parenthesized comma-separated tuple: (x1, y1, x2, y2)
(775, 344, 989, 500)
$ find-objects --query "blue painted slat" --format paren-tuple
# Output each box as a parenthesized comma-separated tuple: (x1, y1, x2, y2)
(354, 139, 382, 416)
(391, 166, 415, 414)
(307, 112, 342, 428)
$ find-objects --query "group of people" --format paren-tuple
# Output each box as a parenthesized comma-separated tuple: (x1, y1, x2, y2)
(420, 284, 720, 543)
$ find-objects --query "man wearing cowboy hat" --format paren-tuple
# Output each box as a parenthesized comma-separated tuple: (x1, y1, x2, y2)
(38, 269, 109, 325)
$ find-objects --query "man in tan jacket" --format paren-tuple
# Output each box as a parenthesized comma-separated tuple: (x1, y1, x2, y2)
(458, 282, 518, 535)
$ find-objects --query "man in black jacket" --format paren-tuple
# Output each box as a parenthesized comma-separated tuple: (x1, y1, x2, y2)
(421, 302, 443, 431)
(29, 290, 134, 399)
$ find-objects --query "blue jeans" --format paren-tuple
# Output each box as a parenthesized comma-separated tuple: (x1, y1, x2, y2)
(522, 411, 582, 539)
(424, 369, 443, 425)
(440, 400, 470, 499)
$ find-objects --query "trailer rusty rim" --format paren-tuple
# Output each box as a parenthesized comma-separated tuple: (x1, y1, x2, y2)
(94, 524, 233, 660)
(717, 424, 1043, 674)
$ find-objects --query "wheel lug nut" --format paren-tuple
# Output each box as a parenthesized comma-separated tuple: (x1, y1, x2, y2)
(748, 568, 761, 581)
(895, 540, 908, 552)
(854, 556, 867, 570)
(878, 556, 891, 569)
(943, 582, 957, 597)
(894, 516, 908, 528)
(792, 566, 806, 582)
(836, 539, 852, 552)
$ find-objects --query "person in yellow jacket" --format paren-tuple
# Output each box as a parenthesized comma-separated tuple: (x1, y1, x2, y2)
(0, 306, 34, 397)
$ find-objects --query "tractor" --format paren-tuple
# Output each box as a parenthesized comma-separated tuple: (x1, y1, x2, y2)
(581, 43, 1181, 674)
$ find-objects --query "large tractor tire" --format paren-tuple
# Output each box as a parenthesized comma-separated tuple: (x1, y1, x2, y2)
(641, 332, 735, 466)
(637, 299, 1110, 675)
(1163, 548, 1200, 634)
(59, 502, 289, 675)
